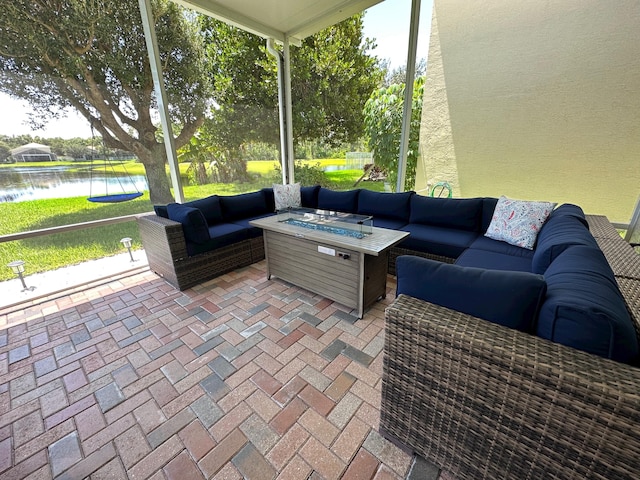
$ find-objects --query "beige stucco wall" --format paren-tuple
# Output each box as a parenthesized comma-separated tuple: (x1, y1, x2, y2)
(415, 0, 640, 222)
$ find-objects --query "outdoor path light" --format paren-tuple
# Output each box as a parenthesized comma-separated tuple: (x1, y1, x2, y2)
(7, 260, 34, 292)
(121, 237, 136, 262)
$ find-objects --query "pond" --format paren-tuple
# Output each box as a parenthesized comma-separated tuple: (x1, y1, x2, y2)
(0, 165, 148, 203)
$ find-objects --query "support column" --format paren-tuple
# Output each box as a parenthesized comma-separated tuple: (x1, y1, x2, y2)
(138, 0, 184, 203)
(283, 37, 295, 184)
(396, 0, 421, 193)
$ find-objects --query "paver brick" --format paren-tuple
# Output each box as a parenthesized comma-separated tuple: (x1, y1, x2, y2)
(44, 394, 94, 430)
(134, 399, 167, 434)
(239, 414, 279, 455)
(342, 448, 380, 480)
(56, 443, 117, 480)
(251, 369, 283, 396)
(75, 404, 107, 440)
(48, 431, 82, 477)
(270, 398, 307, 437)
(299, 437, 346, 480)
(34, 356, 57, 377)
(199, 428, 247, 478)
(298, 384, 335, 416)
(8, 344, 30, 364)
(232, 442, 276, 480)
(95, 382, 125, 413)
(127, 434, 182, 480)
(147, 407, 195, 449)
(115, 425, 152, 469)
(164, 450, 205, 480)
(190, 394, 224, 428)
(0, 437, 11, 474)
(266, 423, 309, 471)
(179, 420, 216, 461)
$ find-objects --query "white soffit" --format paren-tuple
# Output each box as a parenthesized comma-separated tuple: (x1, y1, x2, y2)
(172, 0, 384, 42)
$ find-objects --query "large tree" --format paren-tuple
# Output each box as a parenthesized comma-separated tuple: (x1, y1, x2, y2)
(363, 76, 425, 191)
(0, 0, 212, 203)
(196, 14, 383, 181)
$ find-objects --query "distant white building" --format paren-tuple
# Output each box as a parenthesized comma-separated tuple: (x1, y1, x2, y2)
(11, 142, 56, 162)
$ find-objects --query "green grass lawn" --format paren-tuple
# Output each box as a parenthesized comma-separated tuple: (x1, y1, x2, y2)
(0, 163, 382, 281)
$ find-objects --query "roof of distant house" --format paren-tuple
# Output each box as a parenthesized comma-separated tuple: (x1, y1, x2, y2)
(10, 142, 52, 155)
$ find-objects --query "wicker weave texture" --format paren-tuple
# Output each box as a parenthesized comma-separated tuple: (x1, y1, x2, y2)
(586, 215, 621, 239)
(382, 295, 640, 480)
(595, 236, 640, 280)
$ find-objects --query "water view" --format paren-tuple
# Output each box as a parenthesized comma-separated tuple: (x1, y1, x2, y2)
(0, 165, 148, 202)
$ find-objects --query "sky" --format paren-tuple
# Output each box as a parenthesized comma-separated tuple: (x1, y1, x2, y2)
(0, 0, 433, 140)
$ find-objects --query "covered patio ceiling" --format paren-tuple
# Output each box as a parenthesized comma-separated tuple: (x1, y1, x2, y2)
(172, 0, 385, 42)
(141, 0, 420, 199)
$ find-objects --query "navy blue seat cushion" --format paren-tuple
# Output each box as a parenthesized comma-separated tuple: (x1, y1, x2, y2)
(167, 203, 210, 245)
(481, 197, 499, 233)
(399, 224, 478, 258)
(468, 236, 535, 258)
(531, 215, 598, 275)
(186, 223, 248, 256)
(317, 188, 359, 213)
(371, 217, 409, 230)
(455, 248, 532, 272)
(409, 196, 484, 232)
(538, 245, 638, 363)
(396, 256, 547, 332)
(357, 190, 413, 222)
(185, 195, 224, 225)
(300, 186, 321, 209)
(260, 188, 276, 212)
(219, 191, 271, 221)
(231, 213, 275, 238)
(548, 203, 588, 228)
(154, 204, 169, 219)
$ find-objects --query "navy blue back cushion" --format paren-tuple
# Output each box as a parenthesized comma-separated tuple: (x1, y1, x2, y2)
(481, 197, 499, 233)
(468, 236, 534, 259)
(317, 188, 359, 213)
(532, 215, 597, 274)
(548, 203, 588, 228)
(167, 203, 210, 244)
(455, 248, 533, 272)
(357, 190, 413, 222)
(538, 245, 638, 363)
(300, 185, 320, 208)
(396, 255, 547, 332)
(399, 224, 477, 258)
(261, 188, 276, 212)
(219, 191, 270, 221)
(410, 196, 484, 232)
(185, 195, 224, 225)
(154, 205, 169, 219)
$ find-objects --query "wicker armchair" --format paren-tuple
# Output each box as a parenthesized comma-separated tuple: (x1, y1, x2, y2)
(137, 214, 264, 290)
(381, 215, 640, 479)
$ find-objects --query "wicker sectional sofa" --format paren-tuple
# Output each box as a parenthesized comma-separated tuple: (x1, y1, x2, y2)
(137, 186, 498, 289)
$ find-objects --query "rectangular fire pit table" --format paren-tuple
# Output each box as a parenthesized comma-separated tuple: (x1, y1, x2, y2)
(250, 209, 409, 318)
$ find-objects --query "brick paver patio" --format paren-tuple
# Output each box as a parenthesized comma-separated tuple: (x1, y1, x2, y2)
(0, 260, 449, 479)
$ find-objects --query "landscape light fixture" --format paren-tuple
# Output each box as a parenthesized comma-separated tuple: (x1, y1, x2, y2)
(7, 260, 32, 291)
(120, 237, 136, 262)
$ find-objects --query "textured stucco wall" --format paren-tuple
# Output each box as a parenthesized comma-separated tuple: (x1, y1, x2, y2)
(415, 0, 640, 222)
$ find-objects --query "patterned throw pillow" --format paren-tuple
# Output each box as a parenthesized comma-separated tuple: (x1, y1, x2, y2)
(273, 183, 301, 210)
(485, 196, 557, 249)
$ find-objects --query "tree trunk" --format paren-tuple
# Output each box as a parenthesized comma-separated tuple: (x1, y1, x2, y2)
(137, 144, 175, 204)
